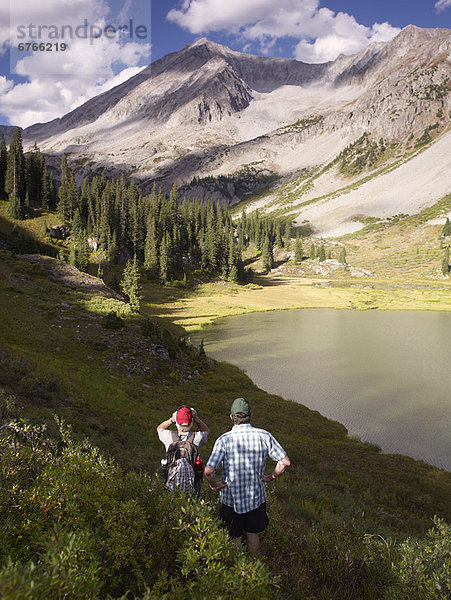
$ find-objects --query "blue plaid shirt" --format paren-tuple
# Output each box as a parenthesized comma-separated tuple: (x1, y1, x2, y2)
(207, 424, 287, 514)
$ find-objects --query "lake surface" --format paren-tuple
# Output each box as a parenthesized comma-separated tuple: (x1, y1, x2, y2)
(194, 310, 451, 470)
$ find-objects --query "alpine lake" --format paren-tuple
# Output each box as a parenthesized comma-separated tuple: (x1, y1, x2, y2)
(192, 309, 451, 471)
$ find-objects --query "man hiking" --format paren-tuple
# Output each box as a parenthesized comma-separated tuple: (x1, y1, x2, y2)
(157, 406, 210, 495)
(204, 397, 290, 555)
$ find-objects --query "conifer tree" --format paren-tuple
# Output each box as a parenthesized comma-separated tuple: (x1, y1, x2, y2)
(253, 210, 261, 250)
(198, 339, 206, 359)
(229, 264, 239, 283)
(61, 151, 69, 182)
(26, 143, 43, 207)
(339, 246, 347, 264)
(57, 154, 71, 222)
(72, 208, 82, 237)
(8, 195, 22, 219)
(275, 224, 283, 248)
(128, 179, 143, 257)
(110, 230, 118, 262)
(319, 244, 326, 262)
(120, 257, 142, 312)
(41, 164, 52, 210)
(204, 202, 219, 272)
(238, 210, 247, 247)
(0, 133, 7, 199)
(99, 186, 111, 251)
(310, 244, 316, 259)
(5, 128, 26, 218)
(442, 218, 451, 237)
(221, 259, 229, 280)
(66, 170, 79, 222)
(294, 234, 303, 264)
(284, 221, 291, 249)
(69, 242, 77, 267)
(82, 179, 95, 234)
(77, 230, 90, 272)
(442, 246, 450, 277)
(159, 232, 173, 283)
(227, 231, 236, 269)
(144, 215, 159, 277)
(261, 237, 273, 272)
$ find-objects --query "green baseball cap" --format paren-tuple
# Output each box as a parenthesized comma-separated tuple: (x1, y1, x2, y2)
(231, 397, 250, 416)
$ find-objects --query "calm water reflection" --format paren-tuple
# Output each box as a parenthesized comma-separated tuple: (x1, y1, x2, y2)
(194, 310, 451, 470)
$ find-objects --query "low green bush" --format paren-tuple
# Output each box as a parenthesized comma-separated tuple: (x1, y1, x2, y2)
(388, 517, 451, 600)
(102, 310, 125, 330)
(0, 405, 277, 599)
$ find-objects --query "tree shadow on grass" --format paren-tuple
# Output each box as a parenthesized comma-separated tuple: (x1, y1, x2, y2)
(0, 213, 58, 257)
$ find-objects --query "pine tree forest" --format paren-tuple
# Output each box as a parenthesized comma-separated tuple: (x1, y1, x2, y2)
(0, 129, 289, 285)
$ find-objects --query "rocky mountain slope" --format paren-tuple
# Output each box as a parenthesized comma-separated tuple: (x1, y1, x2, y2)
(22, 25, 450, 237)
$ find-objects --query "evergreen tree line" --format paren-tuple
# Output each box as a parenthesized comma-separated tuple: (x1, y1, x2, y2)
(55, 152, 300, 284)
(292, 236, 347, 265)
(0, 129, 57, 218)
(2, 132, 341, 283)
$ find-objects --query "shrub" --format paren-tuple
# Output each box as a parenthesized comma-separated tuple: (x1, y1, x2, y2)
(388, 517, 451, 600)
(0, 406, 277, 599)
(101, 310, 125, 330)
(140, 318, 162, 342)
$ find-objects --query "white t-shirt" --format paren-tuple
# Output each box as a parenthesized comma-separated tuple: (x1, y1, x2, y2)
(158, 429, 208, 453)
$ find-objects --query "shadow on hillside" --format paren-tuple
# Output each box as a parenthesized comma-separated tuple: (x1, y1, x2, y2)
(0, 213, 58, 258)
(252, 274, 288, 287)
(272, 256, 290, 269)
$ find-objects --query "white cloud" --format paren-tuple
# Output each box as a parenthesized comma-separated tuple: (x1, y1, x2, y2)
(294, 15, 399, 63)
(0, 0, 151, 127)
(167, 0, 400, 63)
(2, 0, 109, 49)
(0, 76, 14, 94)
(435, 0, 451, 12)
(0, 65, 146, 128)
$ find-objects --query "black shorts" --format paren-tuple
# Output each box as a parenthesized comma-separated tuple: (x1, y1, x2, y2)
(219, 502, 269, 538)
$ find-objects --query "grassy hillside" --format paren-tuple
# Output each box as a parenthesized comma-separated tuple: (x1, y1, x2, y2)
(0, 250, 450, 599)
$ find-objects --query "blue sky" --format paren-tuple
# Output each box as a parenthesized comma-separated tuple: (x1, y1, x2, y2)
(0, 0, 449, 127)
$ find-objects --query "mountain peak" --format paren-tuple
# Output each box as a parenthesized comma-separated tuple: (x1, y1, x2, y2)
(186, 37, 231, 54)
(401, 24, 422, 34)
(191, 37, 216, 47)
(394, 23, 450, 44)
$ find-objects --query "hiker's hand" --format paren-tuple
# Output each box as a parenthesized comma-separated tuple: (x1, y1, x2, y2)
(172, 411, 178, 422)
(190, 408, 197, 418)
(263, 474, 275, 483)
(210, 481, 228, 491)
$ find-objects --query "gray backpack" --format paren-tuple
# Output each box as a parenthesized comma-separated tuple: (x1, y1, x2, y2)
(163, 432, 199, 493)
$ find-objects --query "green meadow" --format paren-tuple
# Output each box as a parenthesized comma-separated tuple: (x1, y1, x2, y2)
(0, 249, 450, 599)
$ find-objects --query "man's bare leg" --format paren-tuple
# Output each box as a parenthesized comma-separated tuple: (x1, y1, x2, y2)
(244, 531, 259, 555)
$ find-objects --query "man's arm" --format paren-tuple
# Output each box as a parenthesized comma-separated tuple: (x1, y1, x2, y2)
(156, 411, 177, 432)
(263, 454, 290, 483)
(204, 465, 228, 491)
(190, 408, 210, 435)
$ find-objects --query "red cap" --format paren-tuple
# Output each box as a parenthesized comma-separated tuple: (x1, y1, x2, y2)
(176, 406, 192, 426)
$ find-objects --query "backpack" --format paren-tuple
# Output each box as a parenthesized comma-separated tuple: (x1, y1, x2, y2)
(163, 431, 200, 493)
